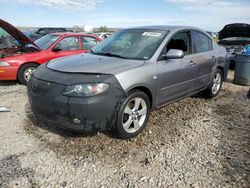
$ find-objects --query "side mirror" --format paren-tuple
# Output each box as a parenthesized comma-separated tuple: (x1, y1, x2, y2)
(165, 49, 184, 59)
(52, 46, 62, 52)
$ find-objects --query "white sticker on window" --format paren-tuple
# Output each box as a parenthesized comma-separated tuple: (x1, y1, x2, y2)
(142, 32, 162, 37)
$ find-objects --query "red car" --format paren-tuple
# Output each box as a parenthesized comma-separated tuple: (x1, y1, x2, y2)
(0, 19, 102, 84)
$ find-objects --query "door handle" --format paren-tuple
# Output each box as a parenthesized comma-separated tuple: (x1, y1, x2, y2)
(211, 56, 216, 62)
(188, 60, 196, 67)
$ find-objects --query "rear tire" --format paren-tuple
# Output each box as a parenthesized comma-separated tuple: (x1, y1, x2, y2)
(202, 69, 223, 98)
(115, 90, 151, 139)
(17, 63, 39, 85)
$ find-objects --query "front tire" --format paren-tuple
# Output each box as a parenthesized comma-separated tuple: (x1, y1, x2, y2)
(17, 63, 39, 85)
(202, 69, 223, 98)
(116, 90, 151, 139)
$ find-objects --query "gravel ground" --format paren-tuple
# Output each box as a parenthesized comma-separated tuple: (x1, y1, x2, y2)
(0, 71, 249, 188)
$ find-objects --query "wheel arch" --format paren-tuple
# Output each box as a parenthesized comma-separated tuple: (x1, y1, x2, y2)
(16, 62, 40, 79)
(216, 66, 225, 80)
(126, 85, 153, 108)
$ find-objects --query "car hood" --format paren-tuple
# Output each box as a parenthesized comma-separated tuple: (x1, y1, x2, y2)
(218, 37, 250, 46)
(0, 19, 40, 49)
(219, 23, 250, 40)
(47, 53, 145, 75)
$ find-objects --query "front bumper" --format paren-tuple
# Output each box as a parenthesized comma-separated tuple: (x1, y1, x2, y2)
(27, 65, 125, 132)
(0, 66, 18, 80)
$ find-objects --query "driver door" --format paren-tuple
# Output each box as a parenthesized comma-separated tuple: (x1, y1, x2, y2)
(157, 31, 198, 106)
(49, 36, 82, 59)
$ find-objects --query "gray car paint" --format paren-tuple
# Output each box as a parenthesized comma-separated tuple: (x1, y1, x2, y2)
(47, 26, 227, 109)
(116, 26, 226, 108)
(47, 53, 145, 74)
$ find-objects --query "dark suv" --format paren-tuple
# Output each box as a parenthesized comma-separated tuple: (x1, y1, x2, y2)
(36, 27, 68, 36)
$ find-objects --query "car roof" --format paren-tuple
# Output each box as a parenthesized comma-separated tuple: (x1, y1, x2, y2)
(51, 32, 99, 37)
(49, 32, 102, 40)
(37, 27, 66, 30)
(126, 25, 201, 31)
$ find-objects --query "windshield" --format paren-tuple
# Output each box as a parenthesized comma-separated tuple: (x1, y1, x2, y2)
(34, 34, 59, 49)
(0, 28, 11, 38)
(91, 29, 168, 60)
(0, 28, 17, 49)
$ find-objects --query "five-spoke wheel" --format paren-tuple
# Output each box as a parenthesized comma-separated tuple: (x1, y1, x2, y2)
(202, 69, 223, 98)
(116, 90, 150, 139)
(17, 63, 39, 85)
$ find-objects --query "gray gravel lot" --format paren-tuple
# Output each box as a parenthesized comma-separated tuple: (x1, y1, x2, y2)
(0, 71, 249, 187)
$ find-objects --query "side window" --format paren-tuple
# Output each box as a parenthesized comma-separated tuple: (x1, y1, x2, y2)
(55, 37, 79, 51)
(193, 31, 213, 53)
(166, 31, 191, 55)
(82, 36, 98, 50)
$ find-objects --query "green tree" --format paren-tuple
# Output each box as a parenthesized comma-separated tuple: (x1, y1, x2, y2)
(98, 26, 108, 32)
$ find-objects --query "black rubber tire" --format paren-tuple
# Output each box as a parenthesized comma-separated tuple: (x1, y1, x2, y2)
(202, 69, 223, 98)
(17, 63, 39, 85)
(229, 60, 235, 70)
(115, 90, 151, 139)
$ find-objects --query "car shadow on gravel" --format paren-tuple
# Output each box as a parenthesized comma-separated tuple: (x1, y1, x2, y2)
(23, 103, 138, 140)
(0, 81, 19, 86)
(24, 104, 98, 139)
(22, 96, 208, 160)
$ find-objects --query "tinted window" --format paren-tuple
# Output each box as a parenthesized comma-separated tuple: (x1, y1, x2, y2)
(82, 36, 98, 50)
(193, 31, 213, 53)
(167, 31, 191, 55)
(37, 28, 66, 35)
(51, 29, 66, 33)
(55, 37, 79, 51)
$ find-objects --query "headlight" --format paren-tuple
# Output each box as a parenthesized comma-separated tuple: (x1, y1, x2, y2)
(0, 62, 10, 66)
(62, 83, 109, 97)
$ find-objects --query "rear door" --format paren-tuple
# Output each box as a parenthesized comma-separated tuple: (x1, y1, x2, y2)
(157, 30, 198, 106)
(81, 36, 100, 52)
(191, 30, 216, 91)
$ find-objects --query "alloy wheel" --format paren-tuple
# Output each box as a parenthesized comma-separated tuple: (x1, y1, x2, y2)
(122, 97, 147, 133)
(212, 72, 222, 95)
(24, 67, 36, 82)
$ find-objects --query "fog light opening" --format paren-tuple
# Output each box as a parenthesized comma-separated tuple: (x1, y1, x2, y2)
(73, 118, 81, 124)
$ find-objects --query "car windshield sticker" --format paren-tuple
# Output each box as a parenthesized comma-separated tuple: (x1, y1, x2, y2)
(142, 32, 162, 37)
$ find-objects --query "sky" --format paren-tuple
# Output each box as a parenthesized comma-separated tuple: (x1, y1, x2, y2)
(0, 0, 250, 31)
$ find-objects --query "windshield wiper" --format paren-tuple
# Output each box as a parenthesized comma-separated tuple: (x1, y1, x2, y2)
(105, 52, 128, 59)
(90, 49, 96, 54)
(90, 50, 128, 59)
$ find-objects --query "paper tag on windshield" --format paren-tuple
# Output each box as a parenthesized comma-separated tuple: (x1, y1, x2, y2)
(142, 32, 162, 37)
